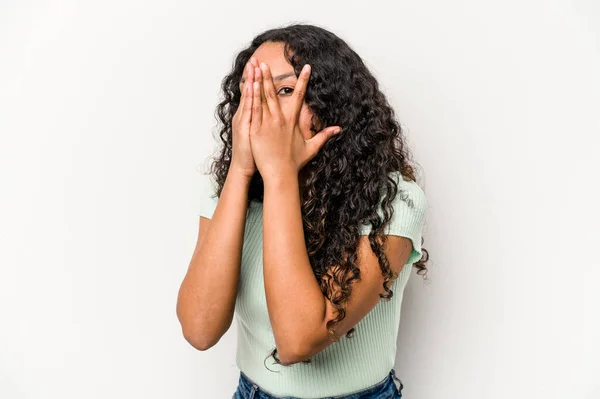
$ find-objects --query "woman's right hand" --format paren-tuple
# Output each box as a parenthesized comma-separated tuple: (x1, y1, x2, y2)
(230, 58, 257, 180)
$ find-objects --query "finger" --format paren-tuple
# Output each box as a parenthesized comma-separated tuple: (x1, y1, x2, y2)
(242, 68, 254, 123)
(238, 62, 247, 107)
(305, 126, 342, 157)
(239, 61, 254, 116)
(254, 66, 268, 107)
(245, 61, 256, 119)
(251, 78, 262, 130)
(259, 62, 282, 117)
(254, 65, 268, 124)
(291, 64, 311, 123)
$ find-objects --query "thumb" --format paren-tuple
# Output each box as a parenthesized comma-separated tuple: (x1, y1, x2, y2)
(306, 126, 342, 156)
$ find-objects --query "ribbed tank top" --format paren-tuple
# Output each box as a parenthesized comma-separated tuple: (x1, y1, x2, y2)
(197, 171, 427, 398)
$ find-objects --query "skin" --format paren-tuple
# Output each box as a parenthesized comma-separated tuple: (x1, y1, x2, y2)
(177, 41, 415, 365)
(231, 41, 336, 191)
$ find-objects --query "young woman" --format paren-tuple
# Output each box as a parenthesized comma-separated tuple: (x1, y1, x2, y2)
(177, 23, 429, 399)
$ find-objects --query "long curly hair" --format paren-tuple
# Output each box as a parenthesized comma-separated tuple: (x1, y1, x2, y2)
(206, 23, 430, 368)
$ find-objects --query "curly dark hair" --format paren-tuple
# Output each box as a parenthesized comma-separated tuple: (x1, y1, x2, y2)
(205, 22, 430, 368)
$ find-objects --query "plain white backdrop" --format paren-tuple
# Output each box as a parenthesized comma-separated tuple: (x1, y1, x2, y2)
(1, 1, 599, 398)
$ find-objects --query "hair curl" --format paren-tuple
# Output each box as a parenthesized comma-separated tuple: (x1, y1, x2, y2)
(206, 23, 430, 369)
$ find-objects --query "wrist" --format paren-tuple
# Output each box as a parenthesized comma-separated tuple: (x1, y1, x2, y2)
(226, 168, 254, 186)
(262, 169, 299, 190)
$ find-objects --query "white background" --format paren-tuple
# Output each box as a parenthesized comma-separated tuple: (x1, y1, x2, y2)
(1, 1, 599, 398)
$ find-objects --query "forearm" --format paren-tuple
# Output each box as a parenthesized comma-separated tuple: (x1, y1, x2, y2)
(262, 172, 326, 360)
(177, 171, 251, 348)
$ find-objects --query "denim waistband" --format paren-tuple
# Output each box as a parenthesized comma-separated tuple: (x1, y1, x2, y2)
(236, 368, 403, 399)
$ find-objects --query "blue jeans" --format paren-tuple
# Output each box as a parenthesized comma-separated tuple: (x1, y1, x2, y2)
(232, 368, 404, 399)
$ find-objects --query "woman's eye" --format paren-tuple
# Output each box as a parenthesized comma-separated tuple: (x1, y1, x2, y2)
(277, 87, 294, 96)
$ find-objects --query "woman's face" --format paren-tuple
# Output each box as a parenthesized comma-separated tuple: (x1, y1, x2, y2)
(241, 41, 319, 141)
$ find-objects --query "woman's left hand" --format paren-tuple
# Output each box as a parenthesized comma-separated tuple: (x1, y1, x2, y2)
(249, 62, 342, 181)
